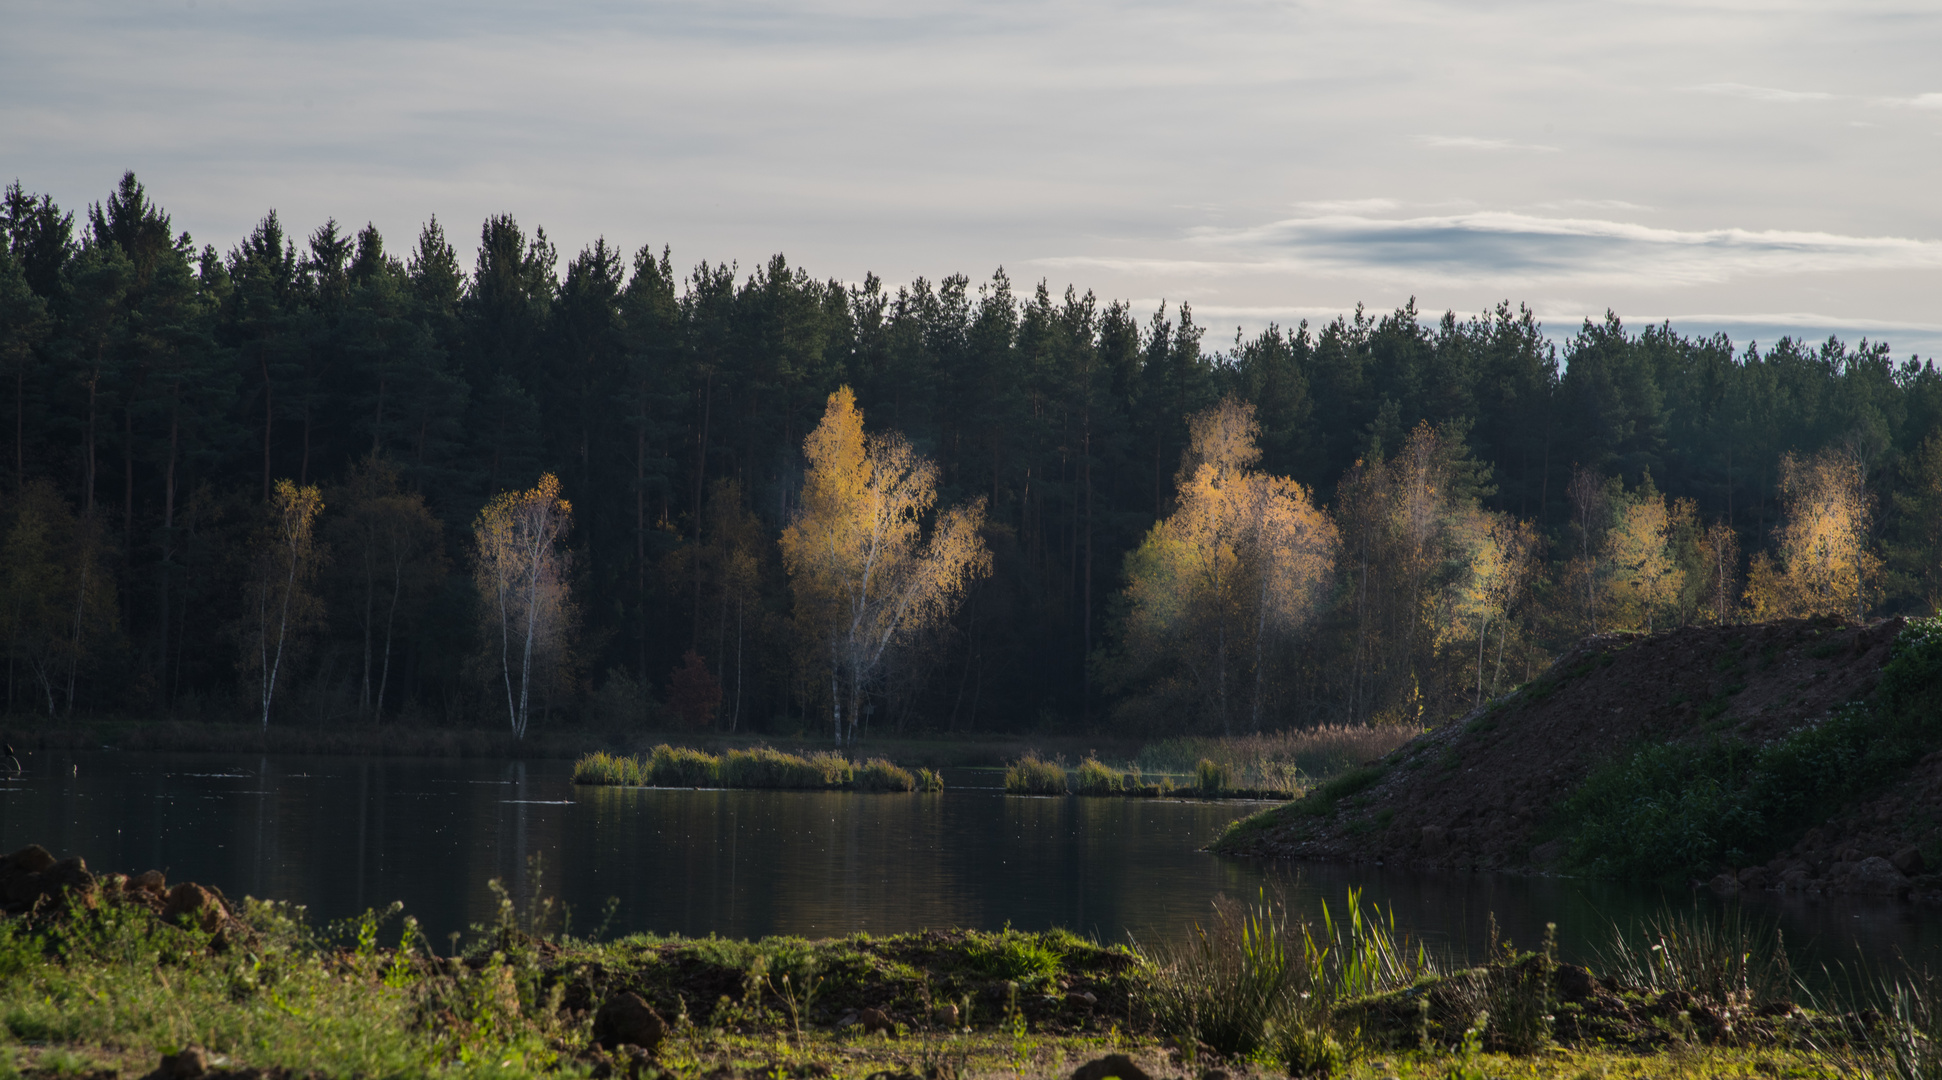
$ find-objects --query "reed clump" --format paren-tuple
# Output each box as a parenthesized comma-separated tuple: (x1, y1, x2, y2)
(1073, 757, 1139, 795)
(571, 746, 926, 791)
(1139, 726, 1419, 795)
(914, 767, 945, 792)
(852, 758, 916, 792)
(570, 750, 644, 786)
(1004, 753, 1068, 795)
(720, 746, 850, 789)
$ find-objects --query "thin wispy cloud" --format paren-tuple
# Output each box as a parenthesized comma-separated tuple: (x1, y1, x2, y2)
(1417, 135, 1559, 153)
(1689, 82, 1832, 104)
(1040, 211, 1942, 290)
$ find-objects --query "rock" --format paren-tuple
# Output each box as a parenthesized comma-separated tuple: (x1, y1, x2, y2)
(932, 1002, 959, 1026)
(1737, 866, 1770, 891)
(162, 883, 226, 932)
(859, 1007, 895, 1034)
(1070, 1054, 1153, 1080)
(1529, 840, 1563, 865)
(158, 1047, 209, 1080)
(133, 869, 168, 893)
(592, 992, 666, 1052)
(1780, 869, 1810, 891)
(1420, 826, 1447, 856)
(3, 844, 56, 875)
(1894, 846, 1926, 875)
(1708, 873, 1740, 896)
(1851, 857, 1911, 897)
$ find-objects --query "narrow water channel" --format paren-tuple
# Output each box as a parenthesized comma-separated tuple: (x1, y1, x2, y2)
(2, 750, 1936, 977)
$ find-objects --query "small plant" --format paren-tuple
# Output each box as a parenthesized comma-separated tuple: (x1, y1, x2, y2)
(571, 750, 645, 786)
(914, 767, 945, 792)
(1005, 753, 1068, 795)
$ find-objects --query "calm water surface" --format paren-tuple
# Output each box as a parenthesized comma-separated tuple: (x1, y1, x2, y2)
(2, 750, 1937, 973)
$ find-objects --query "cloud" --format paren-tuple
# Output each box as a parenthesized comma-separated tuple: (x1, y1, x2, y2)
(1294, 198, 1400, 214)
(1876, 92, 1942, 109)
(1689, 82, 1833, 103)
(1417, 135, 1558, 152)
(1040, 212, 1942, 290)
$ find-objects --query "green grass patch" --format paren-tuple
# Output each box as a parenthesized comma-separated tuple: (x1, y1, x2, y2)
(571, 746, 929, 792)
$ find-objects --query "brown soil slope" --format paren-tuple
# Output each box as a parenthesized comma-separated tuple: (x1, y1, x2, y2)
(1220, 616, 1904, 878)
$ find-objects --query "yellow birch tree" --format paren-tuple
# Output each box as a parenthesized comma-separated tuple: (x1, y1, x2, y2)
(1603, 489, 1685, 632)
(473, 473, 574, 739)
(780, 387, 991, 746)
(1113, 398, 1336, 734)
(1745, 449, 1879, 620)
(242, 479, 324, 728)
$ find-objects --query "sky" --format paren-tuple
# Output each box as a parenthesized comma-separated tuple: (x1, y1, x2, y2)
(5, 0, 1941, 359)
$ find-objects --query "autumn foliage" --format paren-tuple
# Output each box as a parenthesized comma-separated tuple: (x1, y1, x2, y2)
(780, 387, 991, 745)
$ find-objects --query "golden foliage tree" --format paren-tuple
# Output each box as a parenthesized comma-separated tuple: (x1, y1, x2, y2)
(780, 387, 991, 746)
(473, 472, 574, 739)
(1337, 422, 1491, 725)
(1442, 510, 1540, 706)
(1602, 486, 1687, 633)
(241, 478, 325, 728)
(1112, 398, 1336, 734)
(1745, 449, 1880, 620)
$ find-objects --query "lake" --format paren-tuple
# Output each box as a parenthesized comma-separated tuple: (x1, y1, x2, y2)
(2, 749, 1937, 974)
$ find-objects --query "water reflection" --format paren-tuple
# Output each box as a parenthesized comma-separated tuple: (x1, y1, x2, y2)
(1, 750, 1937, 977)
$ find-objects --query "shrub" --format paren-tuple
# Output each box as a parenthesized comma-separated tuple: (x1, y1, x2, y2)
(649, 744, 722, 787)
(1073, 757, 1133, 796)
(1005, 754, 1067, 795)
(853, 758, 916, 792)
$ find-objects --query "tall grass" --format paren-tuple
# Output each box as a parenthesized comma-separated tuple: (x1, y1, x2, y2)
(1004, 753, 1068, 795)
(1138, 726, 1419, 794)
(1073, 757, 1137, 795)
(570, 751, 644, 786)
(1594, 904, 1795, 1010)
(720, 746, 849, 788)
(1144, 887, 1437, 1069)
(853, 758, 916, 792)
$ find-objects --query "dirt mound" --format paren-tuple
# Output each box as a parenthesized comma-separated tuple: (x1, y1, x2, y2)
(1, 843, 243, 938)
(1219, 617, 1904, 879)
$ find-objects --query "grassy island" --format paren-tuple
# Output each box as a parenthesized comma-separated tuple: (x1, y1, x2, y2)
(0, 843, 1924, 1080)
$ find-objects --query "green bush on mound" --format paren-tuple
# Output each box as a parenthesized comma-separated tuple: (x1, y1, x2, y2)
(720, 746, 849, 788)
(1005, 753, 1068, 795)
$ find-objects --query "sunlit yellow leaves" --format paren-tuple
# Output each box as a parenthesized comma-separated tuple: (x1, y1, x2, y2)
(780, 387, 991, 745)
(473, 473, 574, 738)
(1745, 449, 1879, 620)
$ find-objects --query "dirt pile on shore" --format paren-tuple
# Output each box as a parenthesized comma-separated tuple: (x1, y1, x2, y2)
(1, 843, 240, 935)
(1219, 617, 1907, 882)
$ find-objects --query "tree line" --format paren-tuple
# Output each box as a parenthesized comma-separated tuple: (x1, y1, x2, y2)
(1, 171, 1938, 736)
